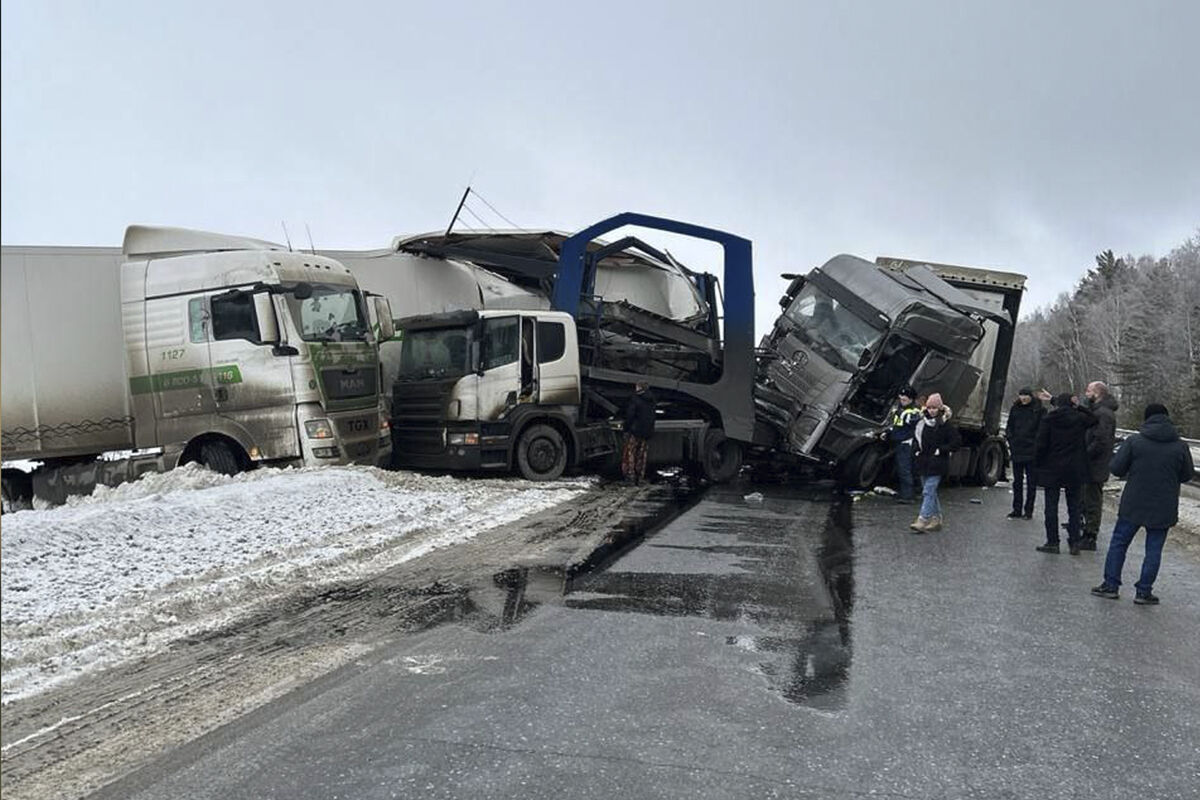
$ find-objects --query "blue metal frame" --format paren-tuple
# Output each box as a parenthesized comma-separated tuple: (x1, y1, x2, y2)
(551, 212, 756, 442)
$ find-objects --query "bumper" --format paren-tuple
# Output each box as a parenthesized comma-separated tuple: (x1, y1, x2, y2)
(391, 424, 509, 472)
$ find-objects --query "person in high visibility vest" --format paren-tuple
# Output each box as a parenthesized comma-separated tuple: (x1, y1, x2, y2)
(883, 386, 922, 503)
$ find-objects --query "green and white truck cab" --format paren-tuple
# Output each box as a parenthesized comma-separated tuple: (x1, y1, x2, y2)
(1, 226, 393, 507)
(121, 226, 395, 473)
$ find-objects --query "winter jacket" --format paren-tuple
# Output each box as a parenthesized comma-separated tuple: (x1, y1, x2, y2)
(1110, 413, 1196, 528)
(1084, 395, 1119, 483)
(1005, 399, 1046, 464)
(624, 390, 657, 440)
(913, 413, 962, 477)
(1034, 405, 1098, 487)
(887, 403, 921, 444)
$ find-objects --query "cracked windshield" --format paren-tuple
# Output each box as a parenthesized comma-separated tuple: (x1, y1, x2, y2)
(784, 282, 882, 370)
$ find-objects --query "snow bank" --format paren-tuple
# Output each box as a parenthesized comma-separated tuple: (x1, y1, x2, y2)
(1, 464, 591, 704)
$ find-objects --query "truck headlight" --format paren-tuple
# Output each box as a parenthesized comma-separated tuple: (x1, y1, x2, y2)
(447, 432, 479, 445)
(380, 416, 391, 431)
(305, 419, 335, 439)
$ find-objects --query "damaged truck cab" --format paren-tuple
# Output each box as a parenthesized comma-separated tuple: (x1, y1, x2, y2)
(756, 255, 1025, 487)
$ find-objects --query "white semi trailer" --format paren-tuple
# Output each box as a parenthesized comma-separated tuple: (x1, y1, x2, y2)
(1, 227, 394, 507)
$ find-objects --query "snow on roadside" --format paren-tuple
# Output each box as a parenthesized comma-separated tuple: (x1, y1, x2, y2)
(1, 463, 591, 705)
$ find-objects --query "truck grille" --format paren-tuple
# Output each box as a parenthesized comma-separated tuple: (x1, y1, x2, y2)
(392, 380, 456, 424)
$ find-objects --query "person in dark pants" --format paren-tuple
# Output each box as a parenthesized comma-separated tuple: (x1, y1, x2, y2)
(1079, 381, 1118, 550)
(884, 386, 921, 504)
(1091, 404, 1196, 604)
(621, 382, 656, 484)
(1004, 387, 1045, 520)
(1034, 393, 1097, 555)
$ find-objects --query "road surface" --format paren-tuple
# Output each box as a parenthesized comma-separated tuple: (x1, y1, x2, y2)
(90, 481, 1200, 799)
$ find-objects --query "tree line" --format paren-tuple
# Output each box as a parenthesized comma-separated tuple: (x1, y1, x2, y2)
(1007, 228, 1200, 438)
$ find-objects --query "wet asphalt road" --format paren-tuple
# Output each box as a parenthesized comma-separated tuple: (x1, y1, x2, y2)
(97, 482, 1200, 799)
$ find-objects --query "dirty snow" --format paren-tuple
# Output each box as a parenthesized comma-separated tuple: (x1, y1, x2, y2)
(1, 463, 591, 704)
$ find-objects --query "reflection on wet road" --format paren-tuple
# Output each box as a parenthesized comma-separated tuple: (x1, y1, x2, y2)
(570, 484, 855, 709)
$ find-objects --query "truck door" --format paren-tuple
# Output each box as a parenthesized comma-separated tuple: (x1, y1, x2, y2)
(911, 351, 981, 415)
(142, 293, 219, 447)
(478, 315, 523, 419)
(204, 290, 299, 459)
(534, 318, 580, 405)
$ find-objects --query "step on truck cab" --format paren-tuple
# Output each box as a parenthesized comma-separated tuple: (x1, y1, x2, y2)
(1, 226, 394, 506)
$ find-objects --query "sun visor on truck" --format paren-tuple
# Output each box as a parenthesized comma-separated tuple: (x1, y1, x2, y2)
(394, 309, 481, 331)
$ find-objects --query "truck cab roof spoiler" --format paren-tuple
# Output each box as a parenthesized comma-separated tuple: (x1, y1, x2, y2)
(123, 226, 287, 258)
(878, 258, 1022, 326)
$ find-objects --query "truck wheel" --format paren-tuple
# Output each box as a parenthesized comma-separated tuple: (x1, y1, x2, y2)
(515, 424, 567, 481)
(975, 439, 1005, 486)
(1, 470, 33, 514)
(839, 444, 885, 489)
(199, 440, 241, 476)
(700, 429, 743, 483)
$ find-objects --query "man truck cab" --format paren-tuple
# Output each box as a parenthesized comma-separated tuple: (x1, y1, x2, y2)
(121, 226, 396, 473)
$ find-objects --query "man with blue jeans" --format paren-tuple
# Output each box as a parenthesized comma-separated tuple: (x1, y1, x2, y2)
(1092, 403, 1195, 604)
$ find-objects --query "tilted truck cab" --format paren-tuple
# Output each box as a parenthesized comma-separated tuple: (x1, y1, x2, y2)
(756, 254, 1025, 487)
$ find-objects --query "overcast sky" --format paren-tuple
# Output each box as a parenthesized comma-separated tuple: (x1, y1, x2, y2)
(3, 1, 1197, 330)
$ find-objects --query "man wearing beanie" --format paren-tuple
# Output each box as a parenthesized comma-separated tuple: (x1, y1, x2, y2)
(1005, 387, 1045, 520)
(1034, 393, 1097, 554)
(1091, 403, 1195, 604)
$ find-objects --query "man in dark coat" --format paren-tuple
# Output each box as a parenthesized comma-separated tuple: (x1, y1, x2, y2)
(1034, 393, 1098, 555)
(1079, 381, 1118, 550)
(621, 382, 656, 484)
(1004, 387, 1045, 520)
(1091, 404, 1196, 604)
(885, 386, 922, 504)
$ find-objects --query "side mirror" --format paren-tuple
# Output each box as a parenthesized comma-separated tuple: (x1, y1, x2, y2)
(372, 296, 395, 341)
(291, 281, 314, 300)
(779, 294, 791, 309)
(254, 293, 279, 343)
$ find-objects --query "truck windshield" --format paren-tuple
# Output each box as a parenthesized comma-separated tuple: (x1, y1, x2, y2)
(783, 283, 883, 371)
(287, 285, 370, 342)
(397, 327, 473, 381)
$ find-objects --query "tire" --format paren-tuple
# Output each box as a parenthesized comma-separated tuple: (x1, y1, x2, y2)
(699, 429, 743, 483)
(975, 439, 1005, 486)
(838, 444, 886, 489)
(1, 469, 33, 514)
(199, 440, 241, 476)
(515, 424, 568, 481)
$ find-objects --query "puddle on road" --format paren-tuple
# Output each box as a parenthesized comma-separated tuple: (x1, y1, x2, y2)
(567, 485, 857, 710)
(325, 481, 858, 712)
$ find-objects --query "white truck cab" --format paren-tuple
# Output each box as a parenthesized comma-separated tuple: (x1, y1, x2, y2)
(1, 226, 394, 506)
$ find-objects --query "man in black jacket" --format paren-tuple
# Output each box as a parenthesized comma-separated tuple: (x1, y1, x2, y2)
(1005, 387, 1045, 520)
(621, 382, 656, 484)
(1079, 381, 1118, 550)
(1091, 404, 1196, 604)
(1034, 393, 1098, 555)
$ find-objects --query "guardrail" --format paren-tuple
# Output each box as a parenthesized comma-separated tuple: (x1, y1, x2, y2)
(1115, 428, 1200, 486)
